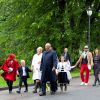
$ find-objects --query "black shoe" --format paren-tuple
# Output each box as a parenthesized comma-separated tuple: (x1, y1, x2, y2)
(16, 91, 21, 94)
(33, 90, 37, 93)
(98, 82, 100, 85)
(92, 84, 96, 86)
(39, 92, 46, 96)
(51, 91, 56, 95)
(24, 90, 28, 93)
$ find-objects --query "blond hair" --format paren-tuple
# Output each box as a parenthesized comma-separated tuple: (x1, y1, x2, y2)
(37, 47, 43, 52)
(20, 60, 25, 63)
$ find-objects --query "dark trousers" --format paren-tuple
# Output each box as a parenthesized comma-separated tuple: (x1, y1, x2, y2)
(18, 76, 28, 91)
(34, 80, 42, 92)
(93, 66, 100, 84)
(60, 83, 67, 91)
(6, 80, 13, 92)
(42, 81, 57, 94)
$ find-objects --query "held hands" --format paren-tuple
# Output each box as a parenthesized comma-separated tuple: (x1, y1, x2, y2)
(74, 63, 81, 68)
(52, 67, 56, 72)
(71, 66, 76, 69)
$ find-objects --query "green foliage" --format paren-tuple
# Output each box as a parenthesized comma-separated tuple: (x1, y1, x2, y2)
(0, 0, 100, 65)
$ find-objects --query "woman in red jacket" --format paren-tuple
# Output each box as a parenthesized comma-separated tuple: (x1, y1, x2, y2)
(1, 54, 19, 93)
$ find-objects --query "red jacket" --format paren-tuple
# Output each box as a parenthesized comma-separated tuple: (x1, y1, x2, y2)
(1, 59, 19, 81)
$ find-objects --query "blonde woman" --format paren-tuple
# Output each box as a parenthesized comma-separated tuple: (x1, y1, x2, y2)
(31, 47, 43, 93)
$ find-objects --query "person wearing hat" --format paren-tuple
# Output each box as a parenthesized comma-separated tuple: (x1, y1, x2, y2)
(1, 54, 20, 93)
(75, 46, 93, 86)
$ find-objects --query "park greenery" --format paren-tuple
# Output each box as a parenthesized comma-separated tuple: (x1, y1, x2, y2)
(0, 0, 100, 65)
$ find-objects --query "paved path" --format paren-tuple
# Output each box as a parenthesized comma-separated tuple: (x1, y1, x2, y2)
(0, 76, 100, 100)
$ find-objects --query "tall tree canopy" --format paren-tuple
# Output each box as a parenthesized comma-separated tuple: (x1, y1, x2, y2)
(0, 0, 100, 65)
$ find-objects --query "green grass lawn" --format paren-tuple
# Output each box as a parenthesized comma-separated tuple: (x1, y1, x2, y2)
(0, 69, 94, 88)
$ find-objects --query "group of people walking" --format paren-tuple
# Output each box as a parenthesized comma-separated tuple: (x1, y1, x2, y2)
(0, 43, 100, 96)
(75, 46, 100, 86)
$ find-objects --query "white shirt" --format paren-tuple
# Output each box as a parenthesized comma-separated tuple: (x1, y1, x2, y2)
(22, 66, 27, 76)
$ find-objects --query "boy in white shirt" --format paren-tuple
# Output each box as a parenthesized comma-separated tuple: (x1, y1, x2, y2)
(16, 60, 32, 93)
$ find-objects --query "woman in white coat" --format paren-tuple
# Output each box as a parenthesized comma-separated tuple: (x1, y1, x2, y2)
(31, 47, 43, 93)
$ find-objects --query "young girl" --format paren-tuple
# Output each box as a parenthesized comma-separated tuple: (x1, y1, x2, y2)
(56, 55, 72, 91)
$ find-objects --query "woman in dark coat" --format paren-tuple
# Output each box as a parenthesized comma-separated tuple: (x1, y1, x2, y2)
(93, 48, 100, 86)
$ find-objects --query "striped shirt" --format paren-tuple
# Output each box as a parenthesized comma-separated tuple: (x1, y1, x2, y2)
(93, 55, 100, 65)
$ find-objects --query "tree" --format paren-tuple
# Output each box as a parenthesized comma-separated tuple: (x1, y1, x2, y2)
(0, 0, 99, 65)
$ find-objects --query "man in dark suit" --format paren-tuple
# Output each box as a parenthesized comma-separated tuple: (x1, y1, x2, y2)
(16, 60, 32, 93)
(63, 48, 71, 64)
(39, 43, 58, 96)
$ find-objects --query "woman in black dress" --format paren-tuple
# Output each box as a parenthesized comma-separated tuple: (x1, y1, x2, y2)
(93, 48, 100, 86)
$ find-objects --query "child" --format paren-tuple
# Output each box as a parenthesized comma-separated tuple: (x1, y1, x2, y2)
(56, 55, 72, 91)
(16, 60, 32, 93)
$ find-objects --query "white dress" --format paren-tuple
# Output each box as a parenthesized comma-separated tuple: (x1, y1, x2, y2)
(31, 53, 42, 80)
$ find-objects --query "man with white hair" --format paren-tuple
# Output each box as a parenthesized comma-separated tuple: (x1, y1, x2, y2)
(75, 45, 93, 86)
(39, 43, 58, 96)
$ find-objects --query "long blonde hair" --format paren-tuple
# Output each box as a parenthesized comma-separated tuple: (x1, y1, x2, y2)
(93, 48, 100, 56)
